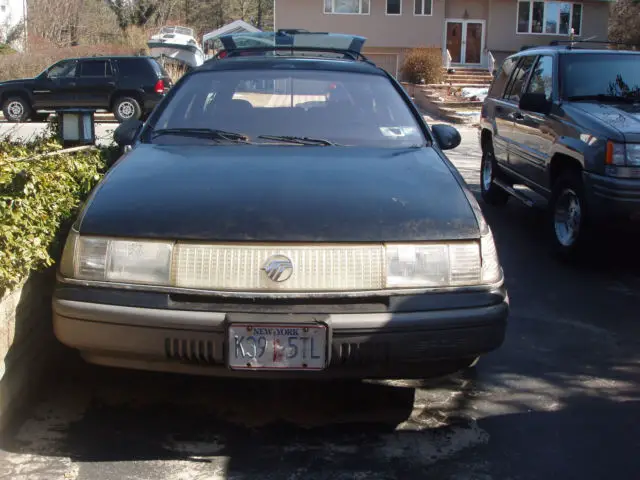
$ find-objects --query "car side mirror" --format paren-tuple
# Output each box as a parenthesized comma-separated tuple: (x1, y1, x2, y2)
(114, 119, 143, 147)
(431, 124, 461, 151)
(519, 92, 552, 115)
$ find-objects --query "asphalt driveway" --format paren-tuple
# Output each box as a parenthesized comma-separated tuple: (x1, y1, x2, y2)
(1, 123, 638, 480)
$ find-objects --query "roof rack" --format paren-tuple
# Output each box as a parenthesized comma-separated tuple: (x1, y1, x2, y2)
(212, 31, 373, 63)
(549, 40, 640, 50)
(214, 45, 371, 62)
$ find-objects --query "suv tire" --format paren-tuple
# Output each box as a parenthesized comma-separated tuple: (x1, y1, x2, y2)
(549, 171, 589, 259)
(480, 143, 510, 206)
(3, 96, 32, 123)
(113, 96, 142, 123)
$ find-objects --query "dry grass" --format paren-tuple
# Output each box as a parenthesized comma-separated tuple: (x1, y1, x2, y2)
(161, 62, 190, 83)
(0, 45, 141, 82)
(401, 47, 444, 85)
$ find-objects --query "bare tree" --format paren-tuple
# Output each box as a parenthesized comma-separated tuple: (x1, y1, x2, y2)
(609, 0, 640, 46)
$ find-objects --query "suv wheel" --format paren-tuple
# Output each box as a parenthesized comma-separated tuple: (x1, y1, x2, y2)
(549, 171, 589, 258)
(3, 96, 32, 123)
(480, 143, 509, 206)
(113, 97, 142, 123)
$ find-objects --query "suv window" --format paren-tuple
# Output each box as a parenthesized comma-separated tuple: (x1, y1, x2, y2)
(561, 53, 640, 99)
(79, 60, 112, 77)
(48, 60, 77, 79)
(116, 58, 150, 77)
(148, 59, 168, 78)
(504, 56, 536, 103)
(489, 57, 518, 97)
(526, 55, 553, 101)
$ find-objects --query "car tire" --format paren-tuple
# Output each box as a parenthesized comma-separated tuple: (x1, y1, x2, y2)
(3, 96, 32, 123)
(113, 97, 142, 123)
(480, 143, 510, 206)
(549, 171, 590, 259)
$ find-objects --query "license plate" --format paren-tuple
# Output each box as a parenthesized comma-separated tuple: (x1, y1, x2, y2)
(227, 323, 327, 370)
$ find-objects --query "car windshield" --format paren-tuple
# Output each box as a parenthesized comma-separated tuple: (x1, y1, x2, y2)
(150, 69, 425, 148)
(561, 53, 640, 100)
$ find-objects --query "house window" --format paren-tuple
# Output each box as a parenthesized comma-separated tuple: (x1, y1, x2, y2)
(324, 0, 370, 14)
(414, 0, 432, 16)
(387, 0, 401, 15)
(517, 1, 582, 35)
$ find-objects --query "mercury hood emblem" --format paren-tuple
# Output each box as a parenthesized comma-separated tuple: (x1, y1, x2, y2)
(262, 255, 294, 282)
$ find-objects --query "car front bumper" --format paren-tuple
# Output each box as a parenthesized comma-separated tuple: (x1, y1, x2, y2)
(585, 172, 640, 220)
(52, 286, 509, 380)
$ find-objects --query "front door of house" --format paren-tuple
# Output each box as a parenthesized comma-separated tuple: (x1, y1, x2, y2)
(445, 19, 484, 65)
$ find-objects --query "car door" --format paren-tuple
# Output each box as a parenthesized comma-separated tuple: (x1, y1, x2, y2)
(32, 59, 78, 109)
(500, 55, 537, 174)
(75, 59, 115, 108)
(489, 56, 519, 166)
(511, 55, 556, 189)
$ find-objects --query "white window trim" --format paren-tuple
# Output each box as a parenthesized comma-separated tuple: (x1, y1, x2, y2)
(515, 0, 583, 36)
(386, 0, 402, 16)
(324, 0, 371, 15)
(414, 0, 433, 16)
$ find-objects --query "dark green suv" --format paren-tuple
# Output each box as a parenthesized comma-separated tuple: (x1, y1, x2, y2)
(479, 43, 640, 257)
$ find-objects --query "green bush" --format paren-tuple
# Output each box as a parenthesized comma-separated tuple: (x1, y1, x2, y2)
(0, 135, 109, 294)
(401, 48, 444, 85)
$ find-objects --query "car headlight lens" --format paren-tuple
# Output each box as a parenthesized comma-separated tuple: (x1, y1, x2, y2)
(480, 229, 501, 284)
(385, 242, 483, 288)
(626, 144, 640, 167)
(60, 231, 173, 285)
(606, 142, 640, 168)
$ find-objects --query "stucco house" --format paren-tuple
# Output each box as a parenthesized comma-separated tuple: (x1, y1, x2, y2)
(273, 0, 611, 77)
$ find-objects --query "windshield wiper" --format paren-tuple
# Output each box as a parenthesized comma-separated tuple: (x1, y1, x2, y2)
(567, 94, 640, 104)
(257, 135, 337, 146)
(152, 128, 250, 143)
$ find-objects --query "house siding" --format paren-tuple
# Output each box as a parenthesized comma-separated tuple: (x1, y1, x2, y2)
(445, 0, 489, 19)
(274, 0, 446, 48)
(274, 0, 611, 71)
(486, 0, 611, 56)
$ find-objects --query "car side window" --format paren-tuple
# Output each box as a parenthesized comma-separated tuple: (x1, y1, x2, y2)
(48, 60, 77, 79)
(79, 60, 110, 77)
(489, 57, 518, 98)
(526, 55, 553, 101)
(504, 56, 536, 103)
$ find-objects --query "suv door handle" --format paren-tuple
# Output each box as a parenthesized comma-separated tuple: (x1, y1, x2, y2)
(510, 112, 524, 120)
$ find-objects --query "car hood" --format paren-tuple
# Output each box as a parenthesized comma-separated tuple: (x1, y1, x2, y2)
(0, 78, 34, 87)
(80, 144, 479, 242)
(571, 101, 640, 139)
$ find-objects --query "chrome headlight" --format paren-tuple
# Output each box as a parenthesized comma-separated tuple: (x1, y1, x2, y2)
(60, 230, 173, 285)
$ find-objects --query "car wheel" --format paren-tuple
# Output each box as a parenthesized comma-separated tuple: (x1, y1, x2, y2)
(549, 171, 589, 259)
(480, 143, 510, 206)
(3, 96, 32, 123)
(113, 97, 142, 123)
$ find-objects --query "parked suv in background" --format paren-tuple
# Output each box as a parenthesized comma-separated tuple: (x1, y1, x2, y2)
(480, 43, 640, 257)
(0, 56, 172, 123)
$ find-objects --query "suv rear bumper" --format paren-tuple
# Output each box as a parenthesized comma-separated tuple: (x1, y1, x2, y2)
(142, 93, 165, 113)
(585, 172, 640, 219)
(52, 293, 509, 379)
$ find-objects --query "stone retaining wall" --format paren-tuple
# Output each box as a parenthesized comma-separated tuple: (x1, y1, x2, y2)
(0, 269, 63, 432)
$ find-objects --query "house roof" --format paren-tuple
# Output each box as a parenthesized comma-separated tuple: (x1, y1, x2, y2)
(203, 20, 261, 43)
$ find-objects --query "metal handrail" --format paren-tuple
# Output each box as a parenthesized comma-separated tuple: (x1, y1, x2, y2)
(488, 50, 495, 74)
(443, 49, 452, 69)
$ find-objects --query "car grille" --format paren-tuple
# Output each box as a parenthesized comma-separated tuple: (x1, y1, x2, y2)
(172, 243, 386, 292)
(165, 337, 219, 364)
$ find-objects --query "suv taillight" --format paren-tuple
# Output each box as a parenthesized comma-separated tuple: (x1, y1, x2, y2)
(154, 79, 165, 94)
